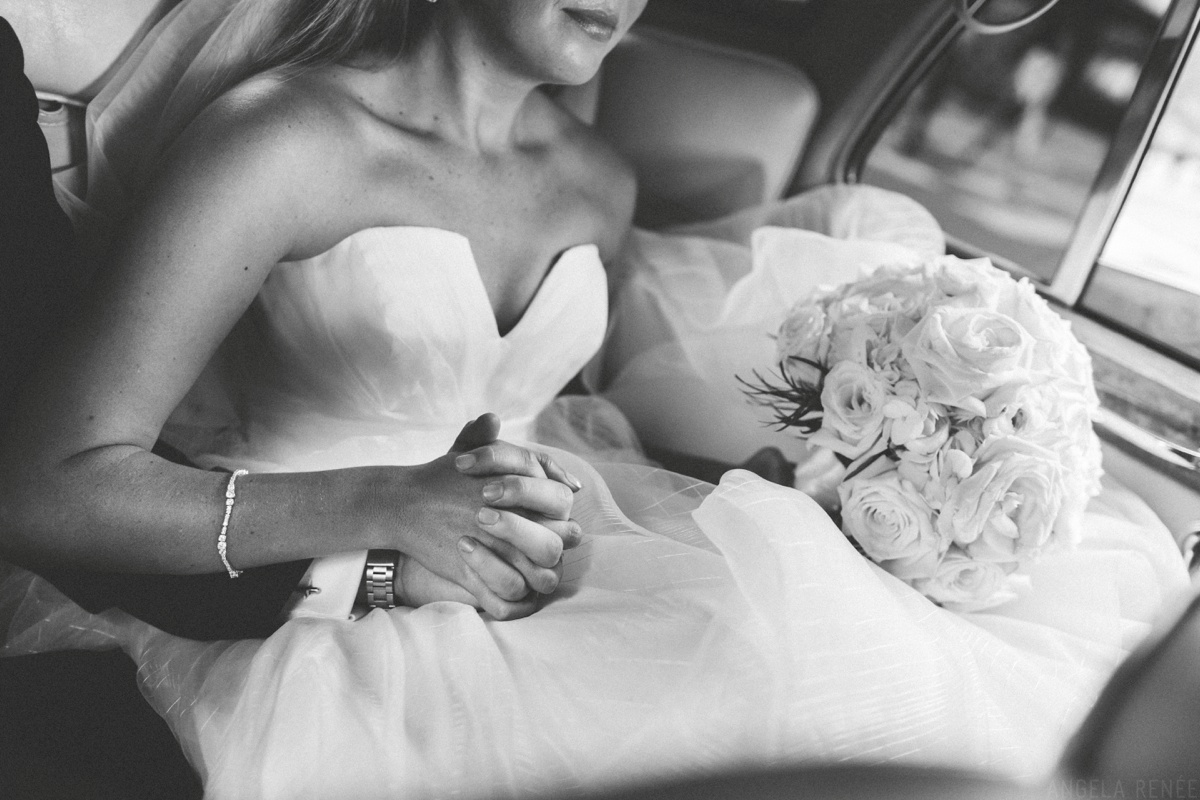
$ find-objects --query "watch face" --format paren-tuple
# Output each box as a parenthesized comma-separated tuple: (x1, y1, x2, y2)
(367, 549, 398, 568)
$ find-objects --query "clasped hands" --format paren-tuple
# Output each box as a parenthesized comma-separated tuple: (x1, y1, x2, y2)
(394, 413, 583, 620)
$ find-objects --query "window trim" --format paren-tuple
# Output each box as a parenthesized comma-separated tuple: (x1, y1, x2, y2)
(837, 4, 962, 187)
(845, 0, 1200, 477)
(843, 0, 1200, 306)
(1064, 307, 1200, 439)
(1047, 0, 1200, 305)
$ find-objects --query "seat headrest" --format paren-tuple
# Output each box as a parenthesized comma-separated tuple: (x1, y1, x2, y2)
(581, 26, 820, 228)
(12, 7, 820, 230)
(0, 0, 179, 101)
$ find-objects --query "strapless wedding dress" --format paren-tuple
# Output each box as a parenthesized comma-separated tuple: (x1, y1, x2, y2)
(0, 223, 1187, 800)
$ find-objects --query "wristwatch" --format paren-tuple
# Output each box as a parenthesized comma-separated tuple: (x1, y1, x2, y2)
(364, 549, 401, 609)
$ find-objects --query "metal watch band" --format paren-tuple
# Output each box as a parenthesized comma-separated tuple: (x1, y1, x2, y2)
(364, 549, 399, 609)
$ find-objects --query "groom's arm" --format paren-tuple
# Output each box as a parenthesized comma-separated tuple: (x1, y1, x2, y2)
(34, 561, 314, 640)
(1, 17, 313, 641)
(0, 18, 86, 406)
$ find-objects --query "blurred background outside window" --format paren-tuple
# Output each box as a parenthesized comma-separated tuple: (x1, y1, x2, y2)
(1085, 26, 1200, 364)
(864, 0, 1172, 282)
(864, 0, 1200, 366)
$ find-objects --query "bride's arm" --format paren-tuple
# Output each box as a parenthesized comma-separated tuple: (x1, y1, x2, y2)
(0, 90, 569, 618)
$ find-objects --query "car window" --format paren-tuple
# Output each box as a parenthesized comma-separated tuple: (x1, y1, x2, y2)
(855, 0, 1200, 470)
(1084, 39, 1200, 364)
(861, 0, 1166, 285)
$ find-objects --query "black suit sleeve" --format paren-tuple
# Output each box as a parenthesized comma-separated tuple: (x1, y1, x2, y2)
(35, 562, 314, 641)
(0, 18, 86, 407)
(1, 17, 313, 642)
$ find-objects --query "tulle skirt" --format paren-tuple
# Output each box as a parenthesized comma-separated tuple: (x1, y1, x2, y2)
(11, 0, 1187, 789)
(0, 395, 1188, 800)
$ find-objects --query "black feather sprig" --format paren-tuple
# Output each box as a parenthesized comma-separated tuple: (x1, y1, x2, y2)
(737, 356, 827, 436)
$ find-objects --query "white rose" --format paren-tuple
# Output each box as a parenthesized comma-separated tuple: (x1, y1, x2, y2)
(985, 380, 1103, 509)
(950, 427, 981, 457)
(902, 438, 974, 510)
(986, 380, 1084, 446)
(901, 306, 1035, 416)
(833, 265, 930, 319)
(938, 446, 975, 481)
(827, 315, 880, 367)
(886, 398, 949, 454)
(1051, 430, 1102, 548)
(992, 275, 1097, 396)
(890, 378, 921, 402)
(776, 302, 829, 368)
(896, 452, 933, 493)
(825, 281, 927, 366)
(826, 311, 910, 369)
(814, 361, 892, 458)
(838, 471, 946, 580)
(929, 256, 1018, 311)
(936, 436, 1065, 560)
(981, 380, 1053, 436)
(911, 547, 1021, 612)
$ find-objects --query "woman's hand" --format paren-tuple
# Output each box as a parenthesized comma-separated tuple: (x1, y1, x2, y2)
(394, 553, 483, 609)
(454, 415, 584, 572)
(389, 414, 583, 620)
(391, 553, 524, 615)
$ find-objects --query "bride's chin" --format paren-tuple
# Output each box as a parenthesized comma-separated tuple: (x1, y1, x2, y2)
(530, 42, 609, 86)
(512, 15, 620, 85)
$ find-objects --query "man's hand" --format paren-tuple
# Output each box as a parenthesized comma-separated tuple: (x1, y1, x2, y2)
(393, 414, 583, 620)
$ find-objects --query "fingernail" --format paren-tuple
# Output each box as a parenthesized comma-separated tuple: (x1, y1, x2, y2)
(477, 507, 500, 525)
(455, 454, 476, 470)
(566, 472, 584, 492)
(482, 482, 503, 501)
(458, 537, 476, 554)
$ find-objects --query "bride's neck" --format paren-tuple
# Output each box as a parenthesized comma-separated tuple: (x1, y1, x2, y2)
(347, 17, 543, 153)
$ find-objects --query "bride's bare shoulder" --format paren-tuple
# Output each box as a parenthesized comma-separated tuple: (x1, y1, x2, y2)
(147, 72, 380, 255)
(542, 98, 636, 259)
(169, 72, 362, 178)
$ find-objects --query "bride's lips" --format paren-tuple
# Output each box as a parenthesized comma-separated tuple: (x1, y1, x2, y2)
(562, 5, 619, 42)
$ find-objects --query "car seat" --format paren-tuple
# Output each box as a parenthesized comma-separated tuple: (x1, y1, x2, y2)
(5, 3, 1196, 799)
(2, 0, 820, 230)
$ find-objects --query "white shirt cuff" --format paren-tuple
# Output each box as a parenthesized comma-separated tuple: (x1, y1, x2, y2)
(284, 551, 368, 620)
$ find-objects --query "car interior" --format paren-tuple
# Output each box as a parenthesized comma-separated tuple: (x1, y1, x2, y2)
(2, 0, 1199, 797)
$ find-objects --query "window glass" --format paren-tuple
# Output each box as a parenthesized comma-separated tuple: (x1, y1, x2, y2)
(862, 0, 1164, 283)
(1084, 38, 1200, 363)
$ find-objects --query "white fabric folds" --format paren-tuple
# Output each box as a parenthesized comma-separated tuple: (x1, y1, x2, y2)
(0, 216, 1187, 797)
(0, 2, 1189, 798)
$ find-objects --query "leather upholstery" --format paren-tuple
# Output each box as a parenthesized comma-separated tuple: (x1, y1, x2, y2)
(589, 27, 819, 227)
(7, 7, 819, 228)
(0, 0, 180, 197)
(31, 100, 86, 198)
(0, 0, 179, 101)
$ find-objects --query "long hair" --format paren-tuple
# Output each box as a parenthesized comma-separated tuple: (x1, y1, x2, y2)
(187, 0, 421, 121)
(248, 0, 417, 75)
(81, 0, 430, 252)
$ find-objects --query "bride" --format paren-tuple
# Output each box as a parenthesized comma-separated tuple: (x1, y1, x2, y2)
(0, 0, 1188, 797)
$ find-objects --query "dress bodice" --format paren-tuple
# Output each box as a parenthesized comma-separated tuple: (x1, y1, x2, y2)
(161, 227, 608, 471)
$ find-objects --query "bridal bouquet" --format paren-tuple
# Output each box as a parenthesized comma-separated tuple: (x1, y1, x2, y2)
(745, 255, 1102, 611)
